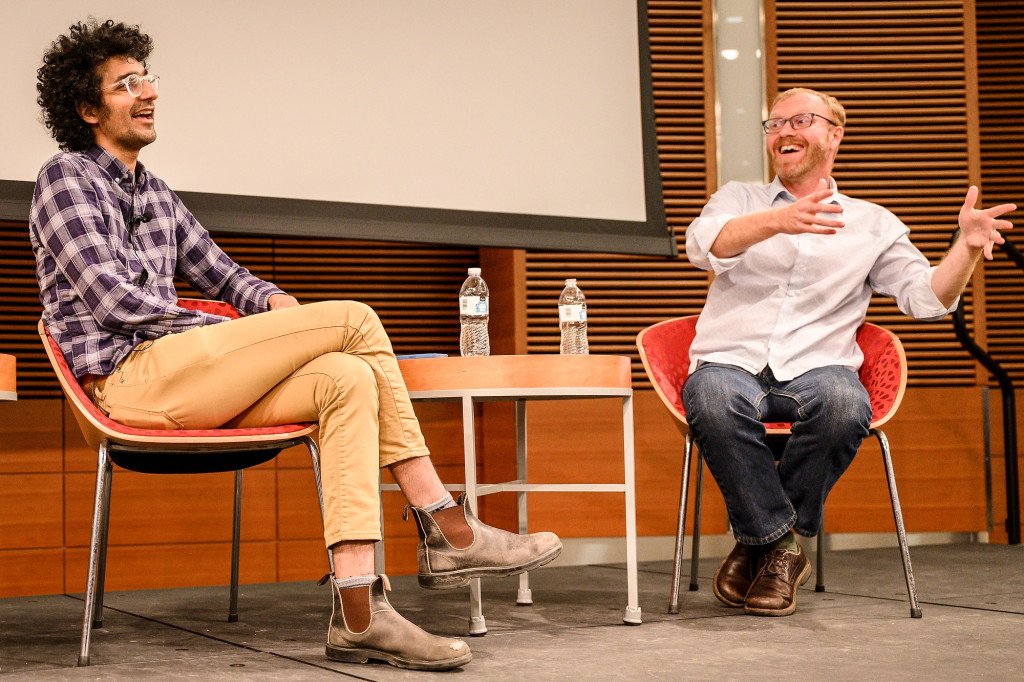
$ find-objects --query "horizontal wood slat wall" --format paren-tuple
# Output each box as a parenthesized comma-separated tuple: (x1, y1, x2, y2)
(769, 0, 980, 385)
(0, 221, 474, 397)
(976, 0, 1024, 380)
(526, 0, 709, 387)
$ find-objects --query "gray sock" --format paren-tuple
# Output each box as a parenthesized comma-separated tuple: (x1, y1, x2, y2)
(421, 492, 457, 513)
(333, 573, 377, 589)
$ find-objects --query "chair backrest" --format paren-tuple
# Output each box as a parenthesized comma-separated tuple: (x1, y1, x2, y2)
(855, 322, 908, 429)
(38, 298, 315, 452)
(636, 316, 908, 432)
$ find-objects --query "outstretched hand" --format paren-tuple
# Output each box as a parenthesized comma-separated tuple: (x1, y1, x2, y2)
(773, 178, 845, 235)
(959, 185, 1016, 260)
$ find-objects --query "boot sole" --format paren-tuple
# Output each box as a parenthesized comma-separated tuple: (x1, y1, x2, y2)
(743, 559, 812, 617)
(326, 644, 472, 671)
(418, 543, 563, 590)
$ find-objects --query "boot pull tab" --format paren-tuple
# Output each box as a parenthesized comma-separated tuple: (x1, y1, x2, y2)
(316, 572, 332, 587)
(380, 574, 392, 591)
(402, 504, 412, 521)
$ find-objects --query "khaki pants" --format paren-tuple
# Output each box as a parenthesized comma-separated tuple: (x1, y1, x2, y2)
(92, 300, 430, 546)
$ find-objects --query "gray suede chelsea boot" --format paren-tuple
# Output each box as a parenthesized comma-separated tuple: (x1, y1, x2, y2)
(406, 494, 563, 590)
(324, 574, 472, 670)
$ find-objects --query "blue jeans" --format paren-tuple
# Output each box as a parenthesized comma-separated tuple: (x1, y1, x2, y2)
(682, 363, 871, 545)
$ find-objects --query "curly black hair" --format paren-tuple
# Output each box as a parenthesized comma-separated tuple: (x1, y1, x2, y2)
(36, 19, 153, 152)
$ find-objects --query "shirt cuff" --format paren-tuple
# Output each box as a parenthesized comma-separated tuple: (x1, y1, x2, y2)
(688, 214, 743, 273)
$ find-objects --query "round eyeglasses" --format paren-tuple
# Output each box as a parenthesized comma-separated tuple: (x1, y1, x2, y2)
(101, 73, 160, 98)
(761, 112, 838, 134)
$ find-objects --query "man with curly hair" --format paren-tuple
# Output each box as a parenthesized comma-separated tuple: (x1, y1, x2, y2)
(30, 19, 561, 671)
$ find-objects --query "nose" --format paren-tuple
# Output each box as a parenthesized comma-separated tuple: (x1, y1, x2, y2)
(140, 80, 158, 101)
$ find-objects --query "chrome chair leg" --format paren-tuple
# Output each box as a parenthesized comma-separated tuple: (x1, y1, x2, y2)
(304, 436, 334, 575)
(79, 442, 113, 667)
(689, 452, 704, 592)
(669, 433, 693, 614)
(229, 469, 243, 623)
(93, 459, 113, 628)
(875, 428, 923, 618)
(815, 513, 825, 592)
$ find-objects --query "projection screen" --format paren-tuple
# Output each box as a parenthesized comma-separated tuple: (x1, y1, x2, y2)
(0, 0, 674, 256)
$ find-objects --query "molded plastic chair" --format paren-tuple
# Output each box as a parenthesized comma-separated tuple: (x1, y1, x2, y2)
(39, 299, 331, 666)
(636, 315, 922, 618)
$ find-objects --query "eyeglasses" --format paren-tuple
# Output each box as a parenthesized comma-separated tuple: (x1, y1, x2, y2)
(761, 112, 838, 134)
(101, 73, 160, 98)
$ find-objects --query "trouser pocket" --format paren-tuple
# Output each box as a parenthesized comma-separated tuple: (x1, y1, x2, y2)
(106, 403, 184, 430)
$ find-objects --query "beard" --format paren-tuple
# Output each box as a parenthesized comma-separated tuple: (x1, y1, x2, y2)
(772, 135, 830, 184)
(95, 106, 157, 153)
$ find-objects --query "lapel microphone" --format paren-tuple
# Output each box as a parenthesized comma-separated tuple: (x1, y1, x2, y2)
(129, 210, 154, 229)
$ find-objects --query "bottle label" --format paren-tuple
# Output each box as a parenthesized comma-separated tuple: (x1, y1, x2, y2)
(559, 304, 586, 323)
(460, 296, 488, 316)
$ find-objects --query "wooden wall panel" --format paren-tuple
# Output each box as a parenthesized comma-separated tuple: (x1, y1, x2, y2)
(63, 470, 277, 547)
(0, 474, 63, 548)
(2, 1, 1020, 599)
(0, 550, 64, 597)
(526, 0, 709, 388)
(0, 381, 1001, 597)
(769, 0, 981, 385)
(976, 0, 1024, 381)
(0, 399, 62, 474)
(825, 387, 989, 533)
(64, 542, 278, 593)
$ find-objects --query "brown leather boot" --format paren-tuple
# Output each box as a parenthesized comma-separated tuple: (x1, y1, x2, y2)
(744, 545, 811, 616)
(406, 494, 562, 590)
(324, 574, 472, 670)
(713, 542, 760, 607)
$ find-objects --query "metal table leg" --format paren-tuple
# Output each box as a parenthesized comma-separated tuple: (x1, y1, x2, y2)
(622, 394, 642, 624)
(463, 395, 487, 635)
(515, 399, 533, 605)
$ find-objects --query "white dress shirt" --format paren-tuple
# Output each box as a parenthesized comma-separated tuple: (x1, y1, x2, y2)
(685, 177, 955, 380)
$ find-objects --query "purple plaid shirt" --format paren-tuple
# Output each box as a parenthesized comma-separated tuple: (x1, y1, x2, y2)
(30, 145, 284, 379)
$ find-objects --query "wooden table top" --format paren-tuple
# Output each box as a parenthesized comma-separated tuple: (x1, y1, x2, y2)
(396, 354, 631, 393)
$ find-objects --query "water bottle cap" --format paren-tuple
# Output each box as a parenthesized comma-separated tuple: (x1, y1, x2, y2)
(468, 267, 481, 276)
(565, 278, 577, 286)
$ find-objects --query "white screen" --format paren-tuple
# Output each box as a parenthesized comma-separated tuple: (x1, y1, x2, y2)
(1, 0, 672, 255)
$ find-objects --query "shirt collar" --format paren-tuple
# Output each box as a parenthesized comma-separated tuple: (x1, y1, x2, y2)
(84, 144, 149, 188)
(768, 175, 841, 205)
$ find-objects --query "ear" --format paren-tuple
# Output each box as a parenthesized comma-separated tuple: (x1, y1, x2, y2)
(76, 101, 100, 126)
(829, 124, 844, 151)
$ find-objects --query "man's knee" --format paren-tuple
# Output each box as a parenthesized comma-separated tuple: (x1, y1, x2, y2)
(311, 352, 378, 402)
(305, 299, 379, 326)
(683, 366, 760, 435)
(815, 374, 872, 433)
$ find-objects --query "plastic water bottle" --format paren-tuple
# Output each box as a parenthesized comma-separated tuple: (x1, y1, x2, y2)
(459, 267, 490, 356)
(558, 278, 589, 355)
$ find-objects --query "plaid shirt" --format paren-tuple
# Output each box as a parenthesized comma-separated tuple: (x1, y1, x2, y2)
(30, 145, 283, 378)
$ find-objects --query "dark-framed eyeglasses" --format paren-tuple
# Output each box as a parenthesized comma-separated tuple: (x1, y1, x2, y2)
(761, 112, 838, 134)
(101, 73, 160, 98)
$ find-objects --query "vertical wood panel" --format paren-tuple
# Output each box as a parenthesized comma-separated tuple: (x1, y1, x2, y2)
(526, 0, 709, 388)
(976, 0, 1024, 382)
(771, 0, 981, 385)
